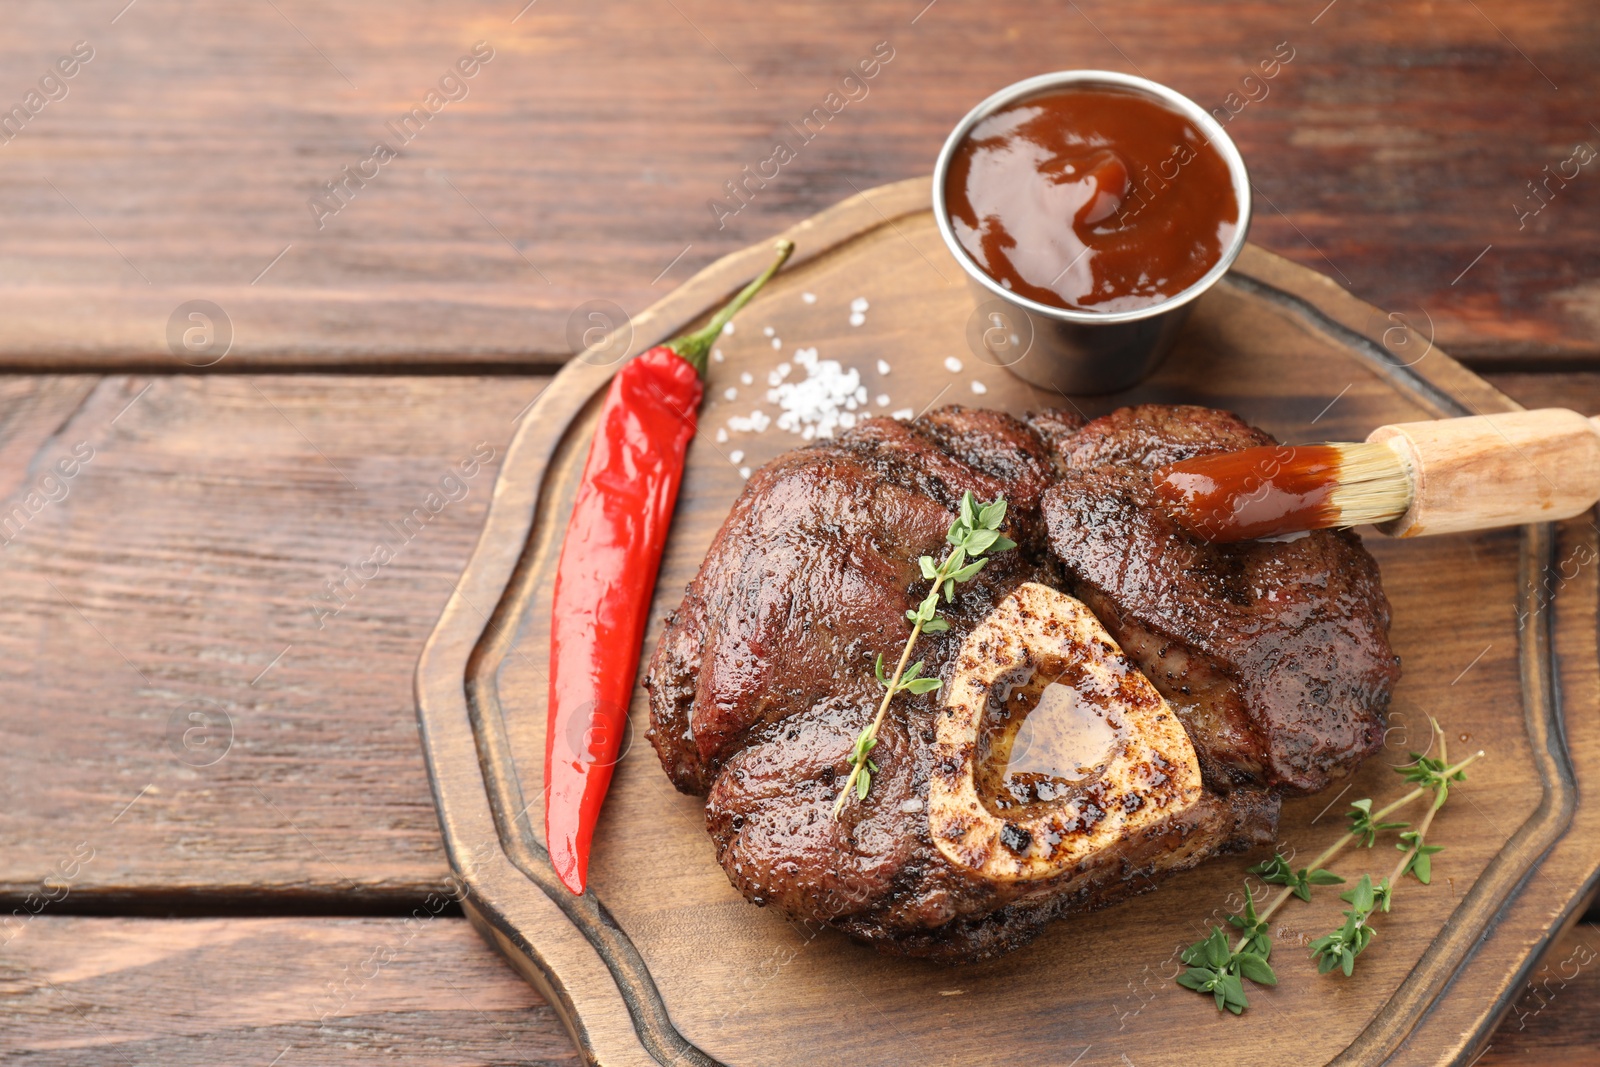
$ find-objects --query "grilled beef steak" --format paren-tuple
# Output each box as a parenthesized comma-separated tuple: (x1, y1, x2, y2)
(645, 405, 1398, 960)
(646, 407, 1066, 795)
(1042, 405, 1401, 794)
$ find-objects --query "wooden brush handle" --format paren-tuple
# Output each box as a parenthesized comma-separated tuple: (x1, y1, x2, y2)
(1369, 408, 1600, 537)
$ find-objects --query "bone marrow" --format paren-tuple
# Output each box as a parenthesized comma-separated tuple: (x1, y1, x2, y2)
(930, 582, 1203, 883)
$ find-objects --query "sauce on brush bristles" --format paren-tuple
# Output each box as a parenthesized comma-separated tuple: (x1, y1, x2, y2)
(1153, 441, 1413, 542)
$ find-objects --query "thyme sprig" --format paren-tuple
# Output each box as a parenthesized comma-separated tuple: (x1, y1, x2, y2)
(1347, 798, 1409, 849)
(1178, 719, 1484, 1012)
(1250, 853, 1344, 902)
(1309, 722, 1470, 976)
(832, 491, 1015, 817)
(1178, 886, 1278, 1014)
(1310, 873, 1387, 976)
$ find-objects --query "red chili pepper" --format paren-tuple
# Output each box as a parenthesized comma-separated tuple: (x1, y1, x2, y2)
(546, 240, 794, 894)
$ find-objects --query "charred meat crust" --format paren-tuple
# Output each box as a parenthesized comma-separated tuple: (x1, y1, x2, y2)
(644, 407, 1064, 795)
(1042, 406, 1399, 794)
(645, 404, 1396, 960)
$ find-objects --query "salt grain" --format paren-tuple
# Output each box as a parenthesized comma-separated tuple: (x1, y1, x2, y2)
(729, 449, 745, 464)
(727, 410, 771, 433)
(771, 337, 782, 349)
(740, 372, 754, 385)
(876, 394, 890, 407)
(892, 408, 914, 420)
(722, 322, 735, 336)
(802, 292, 817, 304)
(849, 312, 866, 327)
(766, 346, 866, 440)
(738, 466, 751, 479)
(763, 326, 775, 337)
(944, 356, 963, 373)
(715, 428, 729, 443)
(723, 387, 737, 401)
(876, 359, 891, 375)
(971, 380, 988, 395)
(712, 348, 724, 363)
(850, 297, 869, 313)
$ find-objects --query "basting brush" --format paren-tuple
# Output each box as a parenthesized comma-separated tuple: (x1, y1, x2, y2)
(1152, 408, 1600, 542)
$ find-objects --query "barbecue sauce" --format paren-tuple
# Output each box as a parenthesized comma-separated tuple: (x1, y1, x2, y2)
(944, 87, 1239, 313)
(1152, 444, 1344, 542)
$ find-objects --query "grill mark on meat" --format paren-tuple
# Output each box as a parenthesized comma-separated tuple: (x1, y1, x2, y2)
(646, 403, 1394, 961)
(1042, 405, 1398, 794)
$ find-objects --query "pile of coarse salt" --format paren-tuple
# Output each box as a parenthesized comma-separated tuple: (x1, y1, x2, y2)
(766, 347, 868, 440)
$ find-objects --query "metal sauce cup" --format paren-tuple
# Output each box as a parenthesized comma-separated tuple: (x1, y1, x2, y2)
(932, 71, 1252, 395)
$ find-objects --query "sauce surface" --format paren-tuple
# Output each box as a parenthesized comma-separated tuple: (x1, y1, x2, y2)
(1152, 444, 1343, 542)
(944, 87, 1238, 313)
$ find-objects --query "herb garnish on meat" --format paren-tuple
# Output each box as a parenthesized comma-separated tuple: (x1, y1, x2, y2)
(832, 491, 1015, 815)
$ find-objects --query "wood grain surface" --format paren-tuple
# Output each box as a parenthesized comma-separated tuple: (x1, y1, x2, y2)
(1, 916, 1593, 1066)
(0, 916, 577, 1065)
(1478, 923, 1600, 1066)
(0, 374, 1591, 1061)
(1, 0, 1596, 369)
(0, 365, 1590, 907)
(3, 2, 1598, 1061)
(0, 374, 546, 904)
(0, 243, 1591, 1064)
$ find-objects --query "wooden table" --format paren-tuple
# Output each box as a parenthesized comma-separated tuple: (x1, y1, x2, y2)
(3, 1, 1597, 1062)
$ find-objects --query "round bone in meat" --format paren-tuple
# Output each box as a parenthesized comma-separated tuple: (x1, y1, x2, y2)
(929, 582, 1206, 882)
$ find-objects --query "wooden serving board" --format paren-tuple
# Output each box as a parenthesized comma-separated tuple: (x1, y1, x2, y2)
(416, 178, 1600, 1066)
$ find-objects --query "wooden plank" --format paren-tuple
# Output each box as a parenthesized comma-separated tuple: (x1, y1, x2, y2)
(0, 915, 1591, 1065)
(0, 0, 1594, 368)
(0, 916, 577, 1065)
(1484, 373, 1600, 416)
(1480, 923, 1600, 1066)
(0, 378, 101, 502)
(0, 374, 549, 902)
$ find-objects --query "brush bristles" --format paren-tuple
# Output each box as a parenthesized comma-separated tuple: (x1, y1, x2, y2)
(1327, 441, 1413, 527)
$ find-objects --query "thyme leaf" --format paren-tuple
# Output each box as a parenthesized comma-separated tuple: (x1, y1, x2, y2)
(833, 491, 1015, 815)
(1347, 798, 1409, 848)
(1179, 888, 1278, 1014)
(1309, 874, 1384, 976)
(1249, 854, 1344, 902)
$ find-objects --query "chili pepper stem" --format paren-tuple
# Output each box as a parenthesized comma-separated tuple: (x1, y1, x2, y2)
(666, 240, 795, 376)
